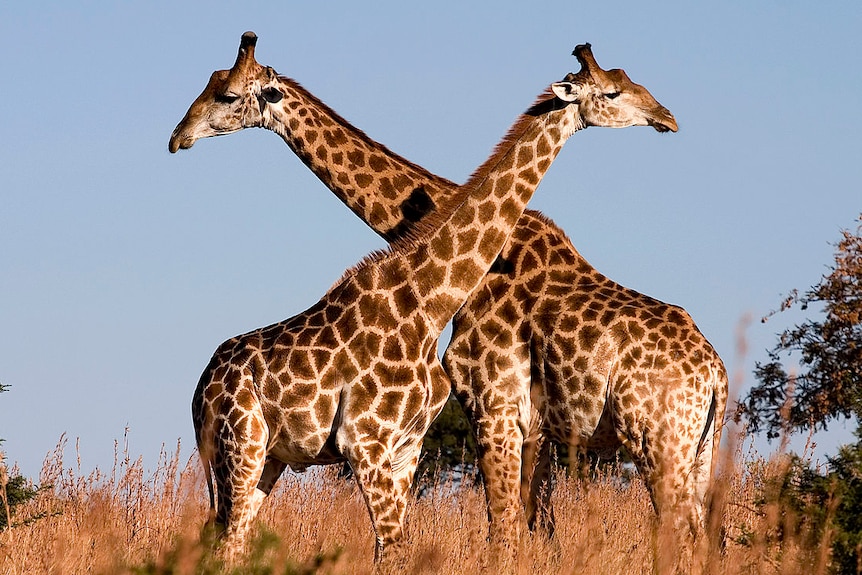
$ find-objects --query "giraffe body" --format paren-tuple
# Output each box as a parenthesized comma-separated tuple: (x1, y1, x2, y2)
(171, 33, 700, 560)
(445, 215, 727, 541)
(193, 254, 453, 560)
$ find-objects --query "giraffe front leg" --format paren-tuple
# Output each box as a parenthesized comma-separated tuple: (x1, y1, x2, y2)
(475, 410, 527, 558)
(344, 444, 414, 568)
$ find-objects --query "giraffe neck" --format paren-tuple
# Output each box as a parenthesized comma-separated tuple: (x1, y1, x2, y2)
(263, 77, 459, 242)
(405, 92, 584, 332)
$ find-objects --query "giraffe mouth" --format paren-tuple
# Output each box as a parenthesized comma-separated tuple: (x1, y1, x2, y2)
(168, 133, 195, 153)
(650, 119, 678, 133)
(648, 111, 678, 133)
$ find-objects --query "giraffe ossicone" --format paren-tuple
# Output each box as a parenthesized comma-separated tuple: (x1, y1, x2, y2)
(170, 33, 721, 565)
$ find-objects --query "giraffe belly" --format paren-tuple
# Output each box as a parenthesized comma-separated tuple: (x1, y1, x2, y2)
(261, 388, 345, 469)
(541, 401, 609, 445)
(583, 407, 624, 453)
(537, 360, 616, 450)
(534, 323, 623, 452)
(265, 423, 344, 469)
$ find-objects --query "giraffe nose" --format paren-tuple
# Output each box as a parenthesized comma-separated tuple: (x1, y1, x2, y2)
(649, 107, 678, 133)
(168, 130, 194, 153)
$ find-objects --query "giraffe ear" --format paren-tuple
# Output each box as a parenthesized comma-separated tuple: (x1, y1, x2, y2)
(551, 81, 585, 103)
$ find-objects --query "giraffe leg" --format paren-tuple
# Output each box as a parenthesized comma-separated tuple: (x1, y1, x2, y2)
(621, 390, 714, 574)
(520, 426, 539, 528)
(209, 405, 270, 562)
(621, 430, 686, 575)
(344, 444, 414, 567)
(654, 404, 717, 540)
(475, 409, 528, 554)
(686, 420, 715, 538)
(447, 339, 529, 542)
(522, 433, 555, 537)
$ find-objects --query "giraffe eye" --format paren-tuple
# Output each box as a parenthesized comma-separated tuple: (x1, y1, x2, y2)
(215, 93, 240, 104)
(261, 87, 283, 103)
(605, 91, 621, 100)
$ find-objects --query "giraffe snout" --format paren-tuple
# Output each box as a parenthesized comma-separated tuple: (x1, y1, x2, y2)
(168, 130, 195, 153)
(648, 106, 678, 133)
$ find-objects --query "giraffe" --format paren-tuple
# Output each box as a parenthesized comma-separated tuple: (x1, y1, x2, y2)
(169, 33, 712, 557)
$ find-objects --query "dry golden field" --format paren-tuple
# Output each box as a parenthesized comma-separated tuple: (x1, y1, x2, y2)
(0, 429, 833, 575)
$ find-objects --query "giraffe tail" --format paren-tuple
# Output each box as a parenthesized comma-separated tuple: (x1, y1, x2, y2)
(695, 361, 728, 475)
(198, 445, 218, 538)
(685, 360, 729, 536)
(708, 360, 729, 474)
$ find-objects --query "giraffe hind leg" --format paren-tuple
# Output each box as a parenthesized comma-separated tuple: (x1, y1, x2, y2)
(621, 389, 717, 573)
(687, 390, 721, 538)
(630, 425, 708, 533)
(650, 387, 721, 540)
(522, 431, 555, 537)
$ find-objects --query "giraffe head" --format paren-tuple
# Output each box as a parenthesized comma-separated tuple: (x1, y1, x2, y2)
(169, 32, 283, 152)
(551, 44, 678, 133)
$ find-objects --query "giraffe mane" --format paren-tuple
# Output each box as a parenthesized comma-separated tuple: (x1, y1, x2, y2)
(527, 209, 577, 248)
(460, 87, 562, 194)
(277, 74, 458, 192)
(384, 87, 567, 249)
(277, 74, 482, 250)
(324, 247, 395, 296)
(324, 87, 567, 293)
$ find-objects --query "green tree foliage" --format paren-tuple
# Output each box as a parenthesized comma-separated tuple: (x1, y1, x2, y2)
(0, 382, 39, 529)
(737, 215, 862, 439)
(768, 432, 862, 574)
(0, 475, 38, 529)
(736, 215, 862, 573)
(820, 436, 862, 574)
(418, 395, 477, 485)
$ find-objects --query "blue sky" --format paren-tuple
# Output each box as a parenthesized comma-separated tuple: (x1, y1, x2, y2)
(1, 2, 860, 480)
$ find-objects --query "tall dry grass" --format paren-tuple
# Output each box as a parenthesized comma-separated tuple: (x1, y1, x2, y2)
(0, 430, 832, 575)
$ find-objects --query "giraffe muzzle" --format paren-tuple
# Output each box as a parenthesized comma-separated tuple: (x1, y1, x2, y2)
(168, 131, 195, 153)
(648, 108, 678, 133)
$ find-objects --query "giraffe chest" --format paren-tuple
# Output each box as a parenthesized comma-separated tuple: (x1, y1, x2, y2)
(257, 325, 441, 464)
